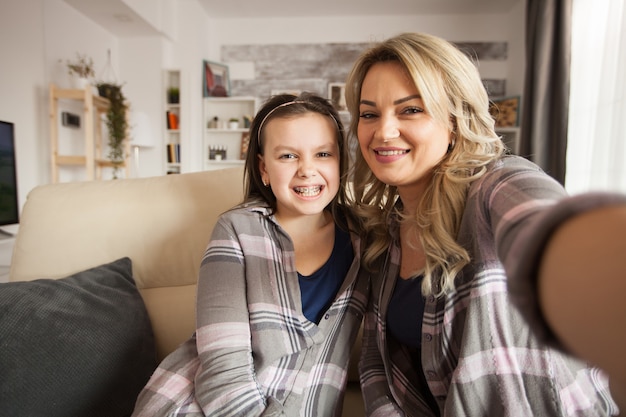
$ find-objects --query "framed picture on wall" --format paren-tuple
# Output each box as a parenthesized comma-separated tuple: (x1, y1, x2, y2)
(203, 60, 230, 97)
(270, 89, 301, 97)
(489, 96, 521, 127)
(240, 131, 251, 160)
(328, 83, 347, 112)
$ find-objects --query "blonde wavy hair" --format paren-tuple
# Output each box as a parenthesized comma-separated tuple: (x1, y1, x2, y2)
(345, 32, 505, 297)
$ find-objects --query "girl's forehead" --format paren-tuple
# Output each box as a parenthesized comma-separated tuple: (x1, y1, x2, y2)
(264, 113, 339, 143)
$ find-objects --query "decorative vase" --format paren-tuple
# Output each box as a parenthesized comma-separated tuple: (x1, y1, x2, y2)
(72, 76, 91, 90)
(168, 91, 179, 104)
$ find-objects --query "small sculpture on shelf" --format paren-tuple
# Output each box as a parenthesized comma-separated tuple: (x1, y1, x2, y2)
(208, 116, 218, 129)
(208, 145, 227, 161)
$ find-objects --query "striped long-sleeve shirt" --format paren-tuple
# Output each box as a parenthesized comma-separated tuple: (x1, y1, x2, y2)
(360, 155, 623, 416)
(133, 206, 368, 417)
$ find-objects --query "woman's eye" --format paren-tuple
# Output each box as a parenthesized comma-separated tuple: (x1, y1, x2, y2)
(402, 107, 424, 114)
(359, 111, 377, 119)
(403, 106, 424, 115)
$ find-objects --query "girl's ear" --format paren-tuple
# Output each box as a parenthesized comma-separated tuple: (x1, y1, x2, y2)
(258, 154, 268, 185)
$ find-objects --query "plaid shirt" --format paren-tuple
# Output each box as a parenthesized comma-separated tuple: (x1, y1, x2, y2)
(133, 206, 368, 417)
(361, 156, 622, 417)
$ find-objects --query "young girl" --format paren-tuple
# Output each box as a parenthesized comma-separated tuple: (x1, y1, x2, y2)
(132, 93, 367, 416)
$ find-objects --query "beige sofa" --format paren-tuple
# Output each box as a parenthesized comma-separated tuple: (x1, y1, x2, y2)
(8, 167, 364, 416)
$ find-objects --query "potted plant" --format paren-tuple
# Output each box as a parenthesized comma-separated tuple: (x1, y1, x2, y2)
(63, 53, 95, 89)
(167, 87, 180, 104)
(228, 117, 239, 129)
(96, 82, 128, 178)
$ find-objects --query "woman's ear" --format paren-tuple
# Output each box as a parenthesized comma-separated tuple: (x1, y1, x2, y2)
(449, 115, 458, 132)
(448, 117, 458, 151)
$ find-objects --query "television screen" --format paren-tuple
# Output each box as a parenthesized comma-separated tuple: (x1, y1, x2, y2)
(0, 121, 19, 226)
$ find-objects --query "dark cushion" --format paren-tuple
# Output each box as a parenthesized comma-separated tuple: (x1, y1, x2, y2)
(0, 257, 157, 417)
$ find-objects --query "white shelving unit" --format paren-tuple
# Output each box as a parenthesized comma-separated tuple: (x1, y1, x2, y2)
(203, 96, 256, 171)
(164, 70, 181, 174)
(496, 126, 520, 154)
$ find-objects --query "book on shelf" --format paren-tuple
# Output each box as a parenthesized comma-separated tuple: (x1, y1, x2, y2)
(166, 143, 180, 163)
(166, 111, 179, 130)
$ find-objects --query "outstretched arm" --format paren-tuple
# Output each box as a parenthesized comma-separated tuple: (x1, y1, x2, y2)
(539, 204, 626, 410)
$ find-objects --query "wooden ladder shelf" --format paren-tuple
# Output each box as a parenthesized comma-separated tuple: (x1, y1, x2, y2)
(49, 83, 130, 182)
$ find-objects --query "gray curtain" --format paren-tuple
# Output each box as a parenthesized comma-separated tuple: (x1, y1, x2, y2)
(519, 0, 572, 185)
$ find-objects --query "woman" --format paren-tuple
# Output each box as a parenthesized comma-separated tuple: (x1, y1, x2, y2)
(345, 32, 624, 416)
(133, 93, 367, 416)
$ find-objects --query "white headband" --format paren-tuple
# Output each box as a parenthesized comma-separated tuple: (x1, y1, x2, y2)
(256, 100, 342, 147)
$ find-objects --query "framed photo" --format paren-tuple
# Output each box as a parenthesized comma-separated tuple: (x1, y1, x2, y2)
(270, 89, 301, 97)
(203, 60, 230, 97)
(489, 96, 520, 127)
(328, 83, 347, 112)
(240, 131, 251, 160)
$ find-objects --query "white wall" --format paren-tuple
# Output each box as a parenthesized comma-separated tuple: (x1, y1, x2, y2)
(120, 36, 164, 177)
(169, 0, 213, 173)
(505, 0, 526, 97)
(208, 9, 526, 97)
(45, 0, 122, 183)
(0, 0, 46, 219)
(0, 0, 525, 218)
(0, 0, 120, 213)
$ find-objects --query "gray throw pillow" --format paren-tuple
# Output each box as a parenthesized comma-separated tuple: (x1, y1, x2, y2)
(0, 257, 157, 417)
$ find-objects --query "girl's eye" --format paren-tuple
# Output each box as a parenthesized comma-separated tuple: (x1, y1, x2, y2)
(279, 153, 297, 160)
(317, 152, 332, 158)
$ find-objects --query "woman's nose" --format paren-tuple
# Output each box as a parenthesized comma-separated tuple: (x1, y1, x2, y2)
(377, 115, 400, 142)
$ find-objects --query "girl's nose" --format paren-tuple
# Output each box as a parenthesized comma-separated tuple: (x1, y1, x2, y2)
(298, 158, 316, 178)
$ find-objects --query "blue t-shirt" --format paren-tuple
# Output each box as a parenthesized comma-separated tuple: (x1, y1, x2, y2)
(387, 274, 441, 414)
(387, 274, 425, 348)
(298, 226, 353, 324)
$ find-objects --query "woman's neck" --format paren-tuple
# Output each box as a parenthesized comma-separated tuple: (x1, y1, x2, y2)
(397, 188, 423, 218)
(395, 171, 432, 216)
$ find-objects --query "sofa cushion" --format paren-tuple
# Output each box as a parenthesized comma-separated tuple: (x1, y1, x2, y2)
(0, 257, 157, 417)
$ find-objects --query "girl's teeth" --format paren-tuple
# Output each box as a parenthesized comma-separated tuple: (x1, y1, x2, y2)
(295, 186, 321, 196)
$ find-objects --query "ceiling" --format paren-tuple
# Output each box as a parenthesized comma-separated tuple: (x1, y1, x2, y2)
(64, 0, 521, 37)
(198, 0, 521, 18)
